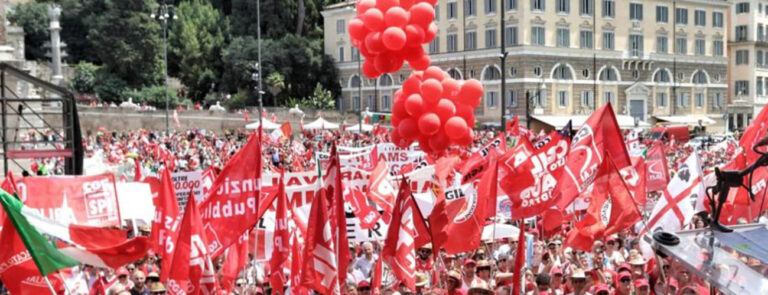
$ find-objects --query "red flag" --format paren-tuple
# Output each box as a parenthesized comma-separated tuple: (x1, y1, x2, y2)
(133, 158, 144, 182)
(741, 104, 768, 164)
(627, 156, 647, 205)
(289, 232, 310, 295)
(367, 159, 396, 223)
(555, 103, 633, 210)
(500, 131, 570, 219)
(371, 257, 383, 295)
(511, 220, 526, 295)
(382, 179, 422, 292)
(0, 171, 18, 231)
(88, 274, 108, 295)
(506, 116, 520, 136)
(477, 155, 499, 219)
(0, 216, 67, 295)
(344, 181, 382, 230)
(151, 168, 181, 264)
(427, 183, 449, 254)
(324, 145, 350, 288)
(199, 132, 262, 258)
(459, 134, 506, 184)
(565, 155, 642, 251)
(435, 181, 488, 254)
(645, 141, 670, 192)
(270, 173, 290, 295)
(300, 185, 340, 294)
(167, 193, 218, 295)
(220, 233, 249, 293)
(244, 110, 250, 122)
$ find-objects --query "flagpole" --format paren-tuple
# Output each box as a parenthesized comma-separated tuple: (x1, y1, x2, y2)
(43, 275, 58, 295)
(56, 270, 74, 295)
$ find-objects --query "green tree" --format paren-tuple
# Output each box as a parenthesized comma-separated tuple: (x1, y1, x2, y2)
(230, 0, 323, 38)
(7, 2, 50, 61)
(168, 0, 230, 101)
(70, 62, 99, 94)
(123, 85, 180, 108)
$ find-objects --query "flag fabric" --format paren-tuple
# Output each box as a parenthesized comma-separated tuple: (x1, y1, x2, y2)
(367, 159, 397, 223)
(344, 181, 382, 230)
(565, 155, 642, 251)
(382, 179, 421, 292)
(427, 182, 449, 255)
(511, 220, 526, 295)
(628, 156, 648, 205)
(134, 158, 144, 182)
(289, 231, 310, 295)
(459, 134, 506, 184)
(644, 153, 705, 234)
(151, 168, 182, 259)
(0, 171, 18, 231)
(300, 184, 340, 294)
(555, 103, 633, 210)
(477, 155, 499, 219)
(740, 104, 768, 164)
(167, 194, 218, 295)
(200, 132, 263, 258)
(625, 129, 643, 155)
(506, 116, 519, 136)
(371, 257, 383, 295)
(270, 173, 290, 295)
(432, 179, 488, 254)
(645, 141, 670, 192)
(220, 233, 249, 293)
(270, 122, 292, 142)
(244, 110, 250, 122)
(323, 145, 350, 288)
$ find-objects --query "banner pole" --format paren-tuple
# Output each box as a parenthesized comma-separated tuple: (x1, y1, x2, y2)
(43, 275, 58, 295)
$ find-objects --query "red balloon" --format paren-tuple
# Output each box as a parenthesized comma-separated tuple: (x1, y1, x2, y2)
(374, 52, 403, 73)
(424, 66, 445, 81)
(454, 129, 474, 146)
(398, 118, 419, 140)
(444, 117, 469, 140)
(422, 0, 438, 6)
(455, 102, 476, 127)
(434, 99, 456, 122)
(417, 113, 441, 135)
(409, 71, 424, 80)
(402, 77, 422, 96)
(356, 0, 376, 15)
(362, 9, 385, 32)
(384, 7, 409, 28)
(409, 3, 435, 28)
(390, 128, 410, 148)
(404, 25, 425, 46)
(365, 32, 386, 54)
(376, 0, 400, 13)
(424, 23, 438, 42)
(382, 27, 407, 51)
(392, 99, 408, 120)
(348, 18, 369, 41)
(404, 94, 425, 116)
(429, 132, 450, 152)
(418, 135, 433, 154)
(408, 54, 431, 71)
(362, 59, 380, 78)
(400, 45, 425, 62)
(457, 79, 484, 108)
(441, 78, 461, 98)
(400, 0, 416, 10)
(420, 78, 443, 105)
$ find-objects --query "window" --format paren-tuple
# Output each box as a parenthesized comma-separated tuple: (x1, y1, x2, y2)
(695, 93, 704, 107)
(465, 31, 477, 50)
(677, 93, 690, 107)
(338, 46, 345, 62)
(448, 68, 462, 79)
(429, 36, 440, 53)
(435, 4, 439, 20)
(695, 39, 705, 55)
(629, 34, 643, 57)
(759, 50, 764, 66)
(351, 47, 360, 61)
(557, 91, 569, 107)
(630, 3, 643, 20)
(714, 93, 723, 108)
(487, 91, 498, 108)
(447, 34, 458, 52)
(485, 0, 496, 13)
(692, 71, 707, 84)
(602, 0, 614, 17)
(736, 25, 748, 41)
(675, 8, 688, 25)
(656, 92, 668, 107)
(657, 36, 668, 53)
(350, 75, 361, 88)
(580, 0, 592, 16)
(580, 30, 593, 49)
(465, 0, 476, 16)
(581, 91, 594, 107)
(533, 66, 542, 77)
(532, 27, 546, 45)
(713, 40, 723, 56)
(382, 95, 391, 110)
(485, 29, 497, 48)
(509, 67, 517, 77)
(582, 69, 590, 78)
(599, 68, 617, 81)
(604, 91, 615, 105)
(469, 69, 475, 78)
(506, 90, 519, 107)
(603, 31, 614, 50)
(367, 95, 374, 108)
(735, 80, 749, 95)
(736, 2, 750, 14)
(694, 10, 705, 26)
(712, 12, 723, 28)
(676, 37, 687, 54)
(553, 65, 572, 79)
(506, 0, 517, 10)
(532, 0, 545, 11)
(557, 28, 570, 47)
(761, 25, 766, 41)
(557, 0, 570, 13)
(336, 19, 345, 33)
(736, 50, 749, 65)
(448, 2, 458, 19)
(505, 26, 519, 46)
(483, 67, 501, 80)
(758, 78, 764, 96)
(352, 96, 360, 110)
(654, 70, 670, 82)
(632, 70, 639, 80)
(656, 6, 668, 23)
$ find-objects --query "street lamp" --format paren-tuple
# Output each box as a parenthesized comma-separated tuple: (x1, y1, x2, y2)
(524, 82, 546, 128)
(150, 0, 178, 136)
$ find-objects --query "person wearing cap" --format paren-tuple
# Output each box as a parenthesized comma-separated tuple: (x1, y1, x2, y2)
(592, 283, 610, 295)
(149, 282, 166, 295)
(566, 268, 589, 295)
(467, 279, 494, 295)
(129, 270, 148, 295)
(461, 259, 481, 290)
(614, 271, 632, 295)
(550, 267, 565, 295)
(447, 270, 467, 295)
(605, 236, 625, 269)
(146, 271, 159, 284)
(108, 267, 133, 295)
(633, 278, 650, 295)
(358, 280, 372, 295)
(475, 260, 493, 287)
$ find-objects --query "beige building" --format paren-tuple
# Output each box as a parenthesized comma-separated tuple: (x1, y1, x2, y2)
(728, 0, 768, 131)
(323, 0, 730, 130)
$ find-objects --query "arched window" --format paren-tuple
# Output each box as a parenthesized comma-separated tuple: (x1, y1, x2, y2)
(692, 71, 707, 84)
(553, 64, 572, 80)
(653, 70, 671, 83)
(599, 68, 618, 81)
(483, 66, 501, 80)
(379, 75, 393, 86)
(448, 68, 462, 79)
(350, 75, 361, 88)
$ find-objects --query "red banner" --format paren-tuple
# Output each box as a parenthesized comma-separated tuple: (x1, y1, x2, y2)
(645, 142, 670, 192)
(16, 173, 121, 227)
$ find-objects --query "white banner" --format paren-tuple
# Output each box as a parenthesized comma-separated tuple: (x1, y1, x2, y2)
(171, 171, 203, 209)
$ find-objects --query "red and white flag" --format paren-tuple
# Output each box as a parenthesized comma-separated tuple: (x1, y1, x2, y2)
(371, 257, 383, 295)
(459, 133, 506, 184)
(167, 194, 218, 295)
(220, 233, 249, 293)
(367, 159, 397, 223)
(270, 122, 292, 142)
(300, 184, 340, 294)
(430, 178, 488, 254)
(344, 181, 381, 230)
(645, 141, 670, 192)
(644, 154, 704, 234)
(382, 180, 423, 292)
(150, 168, 181, 260)
(270, 173, 290, 295)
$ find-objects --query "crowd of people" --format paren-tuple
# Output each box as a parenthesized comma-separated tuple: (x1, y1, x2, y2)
(1, 121, 761, 295)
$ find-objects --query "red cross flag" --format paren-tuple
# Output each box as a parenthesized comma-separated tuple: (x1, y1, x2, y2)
(644, 153, 704, 234)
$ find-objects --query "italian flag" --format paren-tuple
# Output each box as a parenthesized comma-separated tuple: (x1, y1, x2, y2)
(0, 191, 150, 270)
(269, 122, 292, 142)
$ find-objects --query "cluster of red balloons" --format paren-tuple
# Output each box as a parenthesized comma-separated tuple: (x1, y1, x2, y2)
(390, 66, 484, 154)
(348, 0, 438, 78)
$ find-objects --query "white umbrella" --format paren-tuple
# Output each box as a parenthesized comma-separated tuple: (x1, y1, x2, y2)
(303, 117, 340, 130)
(245, 119, 281, 130)
(482, 223, 520, 241)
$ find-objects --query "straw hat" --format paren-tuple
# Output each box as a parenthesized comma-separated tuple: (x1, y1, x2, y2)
(467, 280, 494, 295)
(150, 282, 166, 292)
(415, 272, 429, 287)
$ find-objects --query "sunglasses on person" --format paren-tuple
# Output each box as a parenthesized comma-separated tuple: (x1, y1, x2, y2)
(620, 278, 631, 283)
(152, 292, 166, 295)
(571, 278, 586, 284)
(607, 241, 615, 245)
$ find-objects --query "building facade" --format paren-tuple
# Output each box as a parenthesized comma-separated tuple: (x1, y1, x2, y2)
(728, 0, 768, 131)
(323, 0, 730, 130)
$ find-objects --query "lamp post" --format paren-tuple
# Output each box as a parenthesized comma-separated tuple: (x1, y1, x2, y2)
(150, 0, 177, 136)
(524, 82, 546, 128)
(500, 0, 508, 133)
